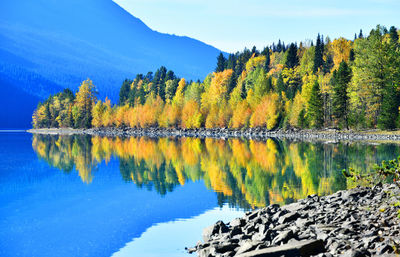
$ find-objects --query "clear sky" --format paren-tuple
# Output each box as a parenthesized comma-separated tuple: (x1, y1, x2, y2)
(113, 0, 400, 53)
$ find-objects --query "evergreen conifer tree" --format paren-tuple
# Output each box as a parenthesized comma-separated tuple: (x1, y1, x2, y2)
(119, 79, 132, 105)
(226, 54, 236, 70)
(389, 26, 399, 43)
(378, 88, 399, 129)
(332, 61, 351, 128)
(349, 49, 355, 62)
(313, 34, 324, 72)
(216, 53, 227, 72)
(266, 76, 272, 92)
(308, 81, 324, 128)
(262, 47, 271, 72)
(277, 40, 282, 52)
(240, 83, 247, 99)
(276, 74, 286, 95)
(285, 43, 299, 68)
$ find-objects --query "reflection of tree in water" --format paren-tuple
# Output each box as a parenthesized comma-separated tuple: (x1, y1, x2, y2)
(32, 134, 400, 209)
(32, 134, 97, 183)
(120, 159, 178, 196)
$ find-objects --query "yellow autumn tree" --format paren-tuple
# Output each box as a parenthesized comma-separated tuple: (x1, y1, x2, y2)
(92, 100, 105, 127)
(287, 91, 306, 127)
(159, 78, 186, 127)
(181, 100, 203, 128)
(331, 38, 352, 70)
(249, 93, 280, 129)
(101, 98, 113, 127)
(229, 100, 252, 128)
(73, 79, 97, 128)
(137, 96, 164, 127)
(201, 70, 233, 128)
(114, 104, 130, 127)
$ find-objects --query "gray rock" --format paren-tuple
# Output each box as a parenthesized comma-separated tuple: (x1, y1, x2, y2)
(214, 242, 239, 254)
(235, 239, 325, 257)
(278, 212, 300, 224)
(189, 184, 400, 257)
(203, 220, 229, 241)
(272, 230, 294, 245)
(375, 242, 393, 255)
(236, 241, 259, 255)
(230, 218, 245, 228)
(340, 249, 370, 257)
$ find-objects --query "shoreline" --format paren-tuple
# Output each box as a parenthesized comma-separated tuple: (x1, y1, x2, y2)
(188, 184, 400, 257)
(27, 127, 400, 142)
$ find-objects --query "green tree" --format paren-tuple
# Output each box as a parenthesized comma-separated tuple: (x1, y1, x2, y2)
(389, 26, 399, 43)
(285, 43, 299, 68)
(308, 81, 324, 128)
(314, 34, 324, 72)
(350, 25, 400, 128)
(44, 101, 51, 127)
(226, 54, 236, 70)
(349, 49, 355, 62)
(127, 83, 137, 107)
(378, 88, 399, 129)
(73, 79, 97, 128)
(240, 82, 247, 99)
(261, 47, 271, 73)
(251, 46, 259, 56)
(216, 53, 227, 72)
(332, 61, 352, 128)
(266, 76, 272, 93)
(165, 79, 179, 102)
(378, 26, 400, 129)
(119, 79, 132, 105)
(153, 66, 167, 100)
(276, 74, 286, 95)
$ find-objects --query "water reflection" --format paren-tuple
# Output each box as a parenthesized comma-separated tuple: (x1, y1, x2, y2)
(32, 135, 400, 208)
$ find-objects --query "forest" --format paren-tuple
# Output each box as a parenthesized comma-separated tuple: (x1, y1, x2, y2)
(32, 25, 400, 131)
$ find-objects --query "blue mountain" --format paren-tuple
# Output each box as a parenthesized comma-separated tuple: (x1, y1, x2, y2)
(0, 0, 222, 128)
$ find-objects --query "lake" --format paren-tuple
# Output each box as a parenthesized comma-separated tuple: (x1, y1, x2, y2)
(0, 132, 399, 257)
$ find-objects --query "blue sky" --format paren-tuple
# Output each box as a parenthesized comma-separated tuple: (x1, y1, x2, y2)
(114, 0, 400, 53)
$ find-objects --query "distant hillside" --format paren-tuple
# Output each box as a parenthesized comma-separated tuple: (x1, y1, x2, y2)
(0, 0, 222, 128)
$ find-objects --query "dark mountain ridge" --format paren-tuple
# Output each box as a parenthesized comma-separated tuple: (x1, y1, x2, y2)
(0, 0, 222, 128)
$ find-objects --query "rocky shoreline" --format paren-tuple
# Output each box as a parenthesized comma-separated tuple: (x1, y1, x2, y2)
(28, 127, 400, 142)
(187, 184, 400, 257)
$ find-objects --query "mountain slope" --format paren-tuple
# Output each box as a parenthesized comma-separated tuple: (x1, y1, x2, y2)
(0, 0, 222, 128)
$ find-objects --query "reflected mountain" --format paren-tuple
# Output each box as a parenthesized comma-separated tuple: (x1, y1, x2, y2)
(32, 135, 400, 208)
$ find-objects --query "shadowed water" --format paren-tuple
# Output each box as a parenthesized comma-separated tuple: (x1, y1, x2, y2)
(1, 132, 399, 257)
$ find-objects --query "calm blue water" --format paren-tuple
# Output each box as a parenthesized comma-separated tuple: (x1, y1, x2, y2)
(0, 133, 243, 257)
(1, 132, 400, 257)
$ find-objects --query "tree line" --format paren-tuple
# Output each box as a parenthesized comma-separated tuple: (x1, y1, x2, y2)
(33, 25, 400, 130)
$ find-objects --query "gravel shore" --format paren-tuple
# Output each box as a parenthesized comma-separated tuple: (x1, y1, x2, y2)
(187, 183, 400, 257)
(28, 127, 400, 142)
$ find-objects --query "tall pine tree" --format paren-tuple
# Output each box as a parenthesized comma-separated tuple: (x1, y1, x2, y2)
(313, 34, 324, 72)
(285, 43, 299, 68)
(276, 74, 286, 95)
(332, 61, 352, 128)
(262, 47, 271, 72)
(216, 53, 227, 72)
(119, 79, 132, 105)
(308, 81, 324, 128)
(226, 54, 236, 70)
(378, 26, 400, 129)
